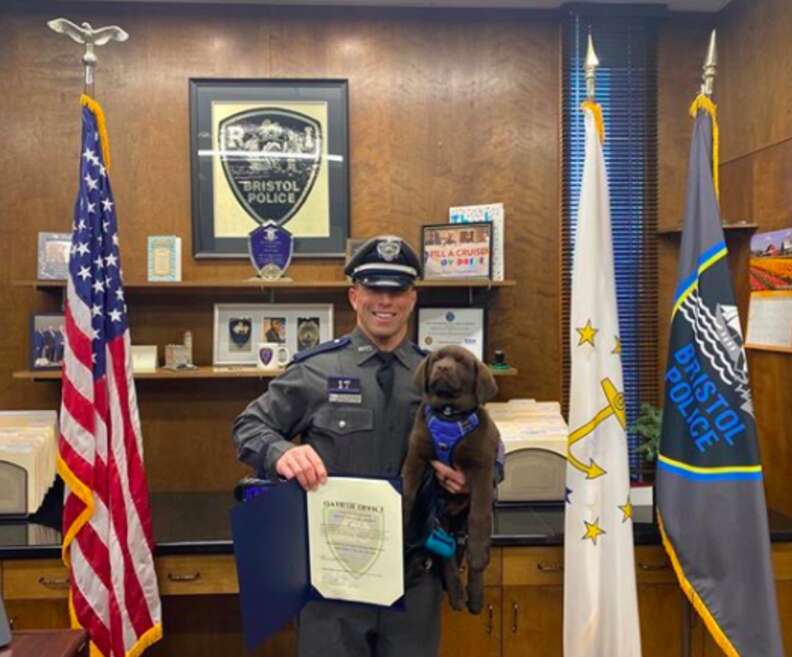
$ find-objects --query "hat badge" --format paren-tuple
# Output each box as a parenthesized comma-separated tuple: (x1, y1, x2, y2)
(377, 239, 401, 262)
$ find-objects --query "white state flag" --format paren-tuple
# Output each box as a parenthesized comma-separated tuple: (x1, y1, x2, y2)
(563, 103, 641, 657)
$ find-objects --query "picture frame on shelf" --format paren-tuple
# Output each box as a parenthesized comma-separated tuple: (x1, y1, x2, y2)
(416, 306, 486, 361)
(421, 222, 493, 280)
(449, 203, 505, 282)
(37, 232, 72, 280)
(147, 235, 182, 282)
(130, 345, 158, 373)
(30, 313, 66, 370)
(189, 79, 350, 259)
(212, 303, 334, 366)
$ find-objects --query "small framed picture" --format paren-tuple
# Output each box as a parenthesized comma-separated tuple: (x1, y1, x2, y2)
(37, 232, 72, 280)
(147, 236, 182, 282)
(416, 306, 486, 361)
(30, 313, 66, 370)
(421, 222, 493, 280)
(213, 303, 333, 366)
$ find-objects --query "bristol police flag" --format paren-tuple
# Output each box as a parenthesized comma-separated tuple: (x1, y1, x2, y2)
(656, 95, 784, 657)
(563, 101, 641, 657)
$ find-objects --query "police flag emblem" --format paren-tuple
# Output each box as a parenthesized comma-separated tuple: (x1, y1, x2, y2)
(219, 109, 322, 226)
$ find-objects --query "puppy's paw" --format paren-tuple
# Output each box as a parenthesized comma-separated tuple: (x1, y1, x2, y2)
(466, 586, 484, 615)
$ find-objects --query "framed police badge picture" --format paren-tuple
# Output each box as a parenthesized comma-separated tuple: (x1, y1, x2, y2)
(190, 79, 350, 258)
(213, 303, 334, 366)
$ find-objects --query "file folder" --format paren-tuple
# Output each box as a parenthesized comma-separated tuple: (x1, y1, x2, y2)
(230, 477, 404, 651)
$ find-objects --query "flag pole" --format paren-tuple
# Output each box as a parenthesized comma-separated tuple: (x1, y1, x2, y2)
(582, 32, 604, 143)
(46, 18, 129, 97)
(679, 28, 719, 657)
(584, 30, 599, 101)
(699, 29, 717, 97)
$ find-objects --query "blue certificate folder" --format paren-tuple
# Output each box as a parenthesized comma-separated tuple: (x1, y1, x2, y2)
(230, 477, 404, 650)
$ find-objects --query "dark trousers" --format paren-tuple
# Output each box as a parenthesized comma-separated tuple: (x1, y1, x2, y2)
(297, 573, 443, 657)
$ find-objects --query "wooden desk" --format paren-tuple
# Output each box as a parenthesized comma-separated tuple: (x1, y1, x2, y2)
(0, 629, 87, 657)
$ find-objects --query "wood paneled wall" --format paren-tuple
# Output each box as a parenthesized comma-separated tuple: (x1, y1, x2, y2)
(657, 0, 792, 516)
(0, 1, 560, 492)
(717, 0, 792, 517)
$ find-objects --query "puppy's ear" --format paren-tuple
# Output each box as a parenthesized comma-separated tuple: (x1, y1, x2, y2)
(475, 359, 498, 404)
(414, 352, 433, 393)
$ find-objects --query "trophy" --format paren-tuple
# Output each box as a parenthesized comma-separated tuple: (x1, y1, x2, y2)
(248, 221, 294, 281)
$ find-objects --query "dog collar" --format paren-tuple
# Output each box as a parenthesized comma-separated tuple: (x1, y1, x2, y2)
(424, 406, 480, 467)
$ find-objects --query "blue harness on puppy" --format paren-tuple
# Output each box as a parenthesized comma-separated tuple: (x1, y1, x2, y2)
(422, 405, 480, 559)
(424, 405, 480, 467)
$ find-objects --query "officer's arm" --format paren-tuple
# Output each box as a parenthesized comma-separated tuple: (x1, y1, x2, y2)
(232, 363, 317, 480)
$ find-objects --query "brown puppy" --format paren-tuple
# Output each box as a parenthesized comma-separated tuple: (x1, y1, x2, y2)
(402, 346, 500, 614)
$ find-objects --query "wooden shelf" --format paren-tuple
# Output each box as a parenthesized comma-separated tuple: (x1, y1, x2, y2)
(13, 365, 519, 381)
(657, 221, 758, 235)
(13, 278, 516, 292)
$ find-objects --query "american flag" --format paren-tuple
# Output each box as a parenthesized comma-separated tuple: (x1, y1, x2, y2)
(57, 95, 162, 657)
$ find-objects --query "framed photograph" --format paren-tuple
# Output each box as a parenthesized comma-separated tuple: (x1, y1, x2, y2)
(416, 306, 486, 361)
(37, 232, 72, 280)
(30, 313, 66, 370)
(449, 203, 505, 281)
(147, 235, 182, 282)
(421, 222, 493, 280)
(213, 303, 334, 366)
(189, 79, 350, 259)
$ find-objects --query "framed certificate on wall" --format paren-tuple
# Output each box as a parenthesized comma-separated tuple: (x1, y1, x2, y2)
(416, 306, 485, 361)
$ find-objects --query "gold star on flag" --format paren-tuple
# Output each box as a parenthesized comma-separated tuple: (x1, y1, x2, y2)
(576, 319, 598, 347)
(582, 519, 606, 545)
(612, 336, 622, 354)
(619, 501, 633, 522)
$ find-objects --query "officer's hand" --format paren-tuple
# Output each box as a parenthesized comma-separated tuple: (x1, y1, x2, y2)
(276, 445, 328, 491)
(431, 460, 469, 495)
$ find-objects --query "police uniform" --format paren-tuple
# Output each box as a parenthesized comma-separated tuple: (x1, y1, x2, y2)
(232, 236, 443, 657)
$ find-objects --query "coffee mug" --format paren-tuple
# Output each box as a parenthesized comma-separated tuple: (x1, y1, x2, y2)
(257, 342, 290, 371)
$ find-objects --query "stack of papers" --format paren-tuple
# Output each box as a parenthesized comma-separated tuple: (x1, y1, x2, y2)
(487, 398, 568, 453)
(487, 399, 568, 502)
(0, 410, 58, 515)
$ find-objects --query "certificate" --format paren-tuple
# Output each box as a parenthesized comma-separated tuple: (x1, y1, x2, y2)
(417, 307, 485, 361)
(306, 477, 403, 607)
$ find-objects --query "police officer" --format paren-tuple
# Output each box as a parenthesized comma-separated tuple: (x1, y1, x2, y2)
(232, 235, 467, 657)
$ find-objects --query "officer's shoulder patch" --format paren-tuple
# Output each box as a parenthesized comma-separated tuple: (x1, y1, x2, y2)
(291, 336, 351, 364)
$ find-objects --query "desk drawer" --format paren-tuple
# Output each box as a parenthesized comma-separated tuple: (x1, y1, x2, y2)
(634, 546, 676, 584)
(503, 547, 564, 587)
(156, 555, 238, 596)
(502, 545, 678, 587)
(773, 543, 792, 581)
(4, 559, 71, 600)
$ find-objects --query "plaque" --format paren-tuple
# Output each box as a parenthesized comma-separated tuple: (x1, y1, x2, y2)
(248, 221, 294, 280)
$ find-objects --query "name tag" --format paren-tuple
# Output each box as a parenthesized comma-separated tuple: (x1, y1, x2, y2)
(327, 376, 362, 404)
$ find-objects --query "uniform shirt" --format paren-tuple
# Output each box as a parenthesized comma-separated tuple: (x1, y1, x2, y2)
(232, 327, 426, 479)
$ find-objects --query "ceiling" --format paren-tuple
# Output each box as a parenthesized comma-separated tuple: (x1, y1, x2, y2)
(71, 0, 733, 13)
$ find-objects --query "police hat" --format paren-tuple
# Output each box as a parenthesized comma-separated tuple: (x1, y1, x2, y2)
(344, 235, 422, 290)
